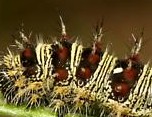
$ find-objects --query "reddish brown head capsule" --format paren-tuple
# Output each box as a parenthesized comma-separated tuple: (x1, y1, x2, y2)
(55, 68, 68, 81)
(113, 82, 130, 97)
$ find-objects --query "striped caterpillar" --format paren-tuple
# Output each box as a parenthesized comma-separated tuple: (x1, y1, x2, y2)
(0, 17, 151, 117)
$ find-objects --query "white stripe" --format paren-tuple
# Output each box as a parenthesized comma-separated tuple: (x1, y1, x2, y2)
(36, 43, 43, 65)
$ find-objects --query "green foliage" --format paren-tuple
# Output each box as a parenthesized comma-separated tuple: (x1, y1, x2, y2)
(0, 93, 84, 117)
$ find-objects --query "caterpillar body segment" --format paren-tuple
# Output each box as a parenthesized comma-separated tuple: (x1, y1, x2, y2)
(124, 63, 152, 116)
(0, 17, 151, 117)
(0, 36, 56, 108)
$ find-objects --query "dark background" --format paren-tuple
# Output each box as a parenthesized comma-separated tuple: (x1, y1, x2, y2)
(0, 0, 152, 62)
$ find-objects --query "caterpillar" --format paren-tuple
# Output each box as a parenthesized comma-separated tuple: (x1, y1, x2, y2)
(0, 16, 151, 117)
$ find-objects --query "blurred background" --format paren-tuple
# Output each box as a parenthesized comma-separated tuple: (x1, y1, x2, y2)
(0, 0, 152, 62)
(0, 1, 152, 117)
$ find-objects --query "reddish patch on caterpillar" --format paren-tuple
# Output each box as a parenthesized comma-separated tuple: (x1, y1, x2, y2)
(77, 67, 92, 79)
(21, 47, 37, 67)
(123, 68, 138, 81)
(129, 54, 140, 63)
(113, 82, 130, 97)
(88, 53, 100, 64)
(94, 41, 102, 53)
(57, 47, 69, 62)
(22, 48, 34, 59)
(55, 68, 68, 81)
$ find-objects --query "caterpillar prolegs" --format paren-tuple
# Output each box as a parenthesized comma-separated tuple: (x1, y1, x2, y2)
(0, 17, 151, 117)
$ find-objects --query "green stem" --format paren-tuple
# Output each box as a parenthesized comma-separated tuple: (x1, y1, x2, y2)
(0, 105, 55, 117)
(0, 93, 81, 117)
